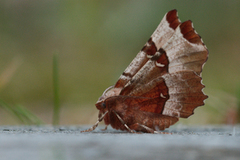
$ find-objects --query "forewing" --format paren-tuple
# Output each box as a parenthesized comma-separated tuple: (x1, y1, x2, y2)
(114, 9, 181, 88)
(120, 19, 208, 118)
(163, 20, 208, 75)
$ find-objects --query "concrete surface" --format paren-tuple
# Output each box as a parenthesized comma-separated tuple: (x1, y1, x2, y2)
(0, 125, 240, 160)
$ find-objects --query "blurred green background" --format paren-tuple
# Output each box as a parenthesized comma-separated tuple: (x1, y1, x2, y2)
(0, 0, 239, 125)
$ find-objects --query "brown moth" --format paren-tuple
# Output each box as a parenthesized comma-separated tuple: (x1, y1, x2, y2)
(82, 9, 208, 133)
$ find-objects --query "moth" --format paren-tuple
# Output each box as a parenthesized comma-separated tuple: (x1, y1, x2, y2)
(82, 9, 208, 133)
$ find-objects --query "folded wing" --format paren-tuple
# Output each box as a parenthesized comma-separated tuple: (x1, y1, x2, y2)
(114, 9, 181, 88)
(118, 13, 208, 118)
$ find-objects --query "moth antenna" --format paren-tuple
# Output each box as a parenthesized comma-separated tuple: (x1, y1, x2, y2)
(81, 111, 108, 133)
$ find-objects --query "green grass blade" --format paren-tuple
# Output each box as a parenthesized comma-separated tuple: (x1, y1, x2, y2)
(0, 99, 44, 125)
(15, 105, 44, 125)
(237, 86, 240, 123)
(52, 53, 60, 125)
(0, 99, 25, 123)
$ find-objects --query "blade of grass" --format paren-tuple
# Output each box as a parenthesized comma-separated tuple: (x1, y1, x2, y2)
(0, 99, 26, 123)
(0, 99, 44, 125)
(53, 53, 60, 125)
(15, 105, 44, 125)
(237, 86, 240, 123)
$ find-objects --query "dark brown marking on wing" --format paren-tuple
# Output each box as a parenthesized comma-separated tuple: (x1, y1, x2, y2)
(141, 38, 157, 57)
(180, 20, 202, 44)
(150, 52, 160, 61)
(149, 48, 169, 74)
(166, 9, 181, 30)
(122, 72, 133, 78)
(150, 48, 166, 61)
(156, 48, 169, 72)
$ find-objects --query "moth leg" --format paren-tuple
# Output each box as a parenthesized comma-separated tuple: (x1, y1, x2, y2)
(138, 124, 156, 133)
(81, 111, 108, 133)
(101, 125, 108, 131)
(129, 123, 155, 133)
(129, 123, 171, 134)
(113, 110, 136, 133)
(153, 126, 172, 134)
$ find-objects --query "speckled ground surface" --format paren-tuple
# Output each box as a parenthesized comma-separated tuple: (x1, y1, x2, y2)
(0, 125, 239, 160)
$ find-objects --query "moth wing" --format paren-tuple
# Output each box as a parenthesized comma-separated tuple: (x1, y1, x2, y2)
(114, 9, 181, 89)
(161, 71, 207, 118)
(120, 20, 208, 118)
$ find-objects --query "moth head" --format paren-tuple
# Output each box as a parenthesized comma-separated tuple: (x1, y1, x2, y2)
(95, 101, 106, 110)
(95, 85, 122, 116)
(95, 101, 108, 120)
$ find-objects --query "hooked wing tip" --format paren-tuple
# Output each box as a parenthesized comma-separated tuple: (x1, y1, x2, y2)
(180, 20, 203, 45)
(166, 9, 181, 30)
